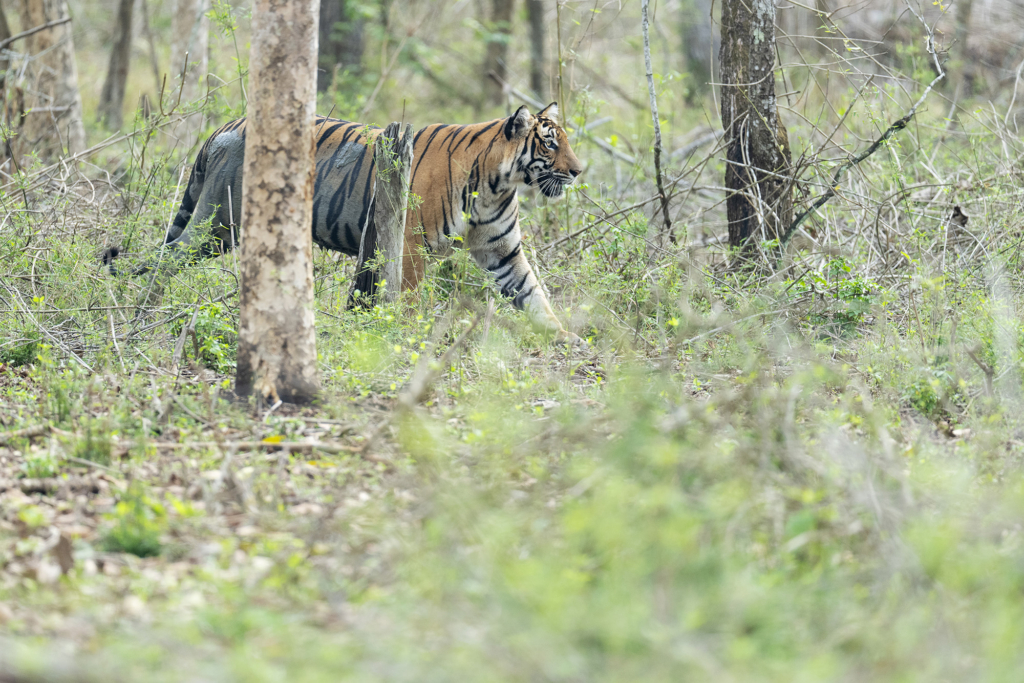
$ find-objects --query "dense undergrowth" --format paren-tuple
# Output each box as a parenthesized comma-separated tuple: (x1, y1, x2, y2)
(3, 4, 1024, 678)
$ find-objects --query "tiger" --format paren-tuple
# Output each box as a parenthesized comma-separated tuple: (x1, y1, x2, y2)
(104, 103, 583, 342)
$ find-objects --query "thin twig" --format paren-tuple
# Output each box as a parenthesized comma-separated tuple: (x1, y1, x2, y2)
(779, 6, 945, 254)
(0, 17, 72, 51)
(640, 0, 674, 244)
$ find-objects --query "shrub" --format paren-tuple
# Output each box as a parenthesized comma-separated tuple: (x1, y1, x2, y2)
(100, 487, 165, 558)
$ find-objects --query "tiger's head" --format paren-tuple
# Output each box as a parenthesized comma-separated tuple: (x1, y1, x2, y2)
(505, 103, 583, 198)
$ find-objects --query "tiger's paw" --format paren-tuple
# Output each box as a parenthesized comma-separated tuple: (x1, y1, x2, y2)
(554, 329, 586, 347)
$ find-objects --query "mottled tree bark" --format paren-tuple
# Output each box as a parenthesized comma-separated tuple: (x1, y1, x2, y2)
(167, 0, 208, 150)
(484, 0, 514, 105)
(97, 0, 134, 130)
(720, 0, 792, 253)
(17, 0, 86, 158)
(317, 0, 364, 92)
(0, 1, 11, 84)
(349, 123, 413, 306)
(526, 0, 546, 98)
(374, 122, 413, 303)
(236, 0, 320, 404)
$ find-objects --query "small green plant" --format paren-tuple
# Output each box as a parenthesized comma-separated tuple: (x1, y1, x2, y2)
(0, 336, 39, 367)
(20, 449, 60, 479)
(791, 257, 879, 334)
(101, 486, 166, 558)
(48, 382, 73, 424)
(905, 377, 941, 416)
(171, 301, 238, 373)
(74, 420, 113, 466)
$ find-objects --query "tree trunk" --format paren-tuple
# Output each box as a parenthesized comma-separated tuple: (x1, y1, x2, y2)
(0, 1, 11, 83)
(373, 122, 413, 303)
(317, 0, 365, 92)
(97, 0, 134, 130)
(526, 0, 545, 99)
(483, 0, 514, 106)
(167, 0, 208, 150)
(16, 0, 86, 159)
(719, 0, 792, 254)
(235, 0, 320, 404)
(349, 123, 413, 307)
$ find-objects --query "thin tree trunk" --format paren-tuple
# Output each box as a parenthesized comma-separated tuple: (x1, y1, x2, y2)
(374, 122, 413, 304)
(0, 0, 10, 166)
(317, 0, 365, 92)
(641, 0, 673, 244)
(349, 123, 414, 307)
(166, 0, 208, 150)
(98, 0, 134, 130)
(0, 1, 11, 83)
(235, 0, 320, 404)
(526, 0, 545, 99)
(484, 0, 514, 106)
(17, 0, 86, 159)
(720, 0, 793, 255)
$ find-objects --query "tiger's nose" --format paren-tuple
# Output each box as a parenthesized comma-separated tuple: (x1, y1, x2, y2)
(569, 167, 580, 178)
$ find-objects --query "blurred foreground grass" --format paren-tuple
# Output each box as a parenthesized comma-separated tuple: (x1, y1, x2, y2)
(3, 261, 1024, 681)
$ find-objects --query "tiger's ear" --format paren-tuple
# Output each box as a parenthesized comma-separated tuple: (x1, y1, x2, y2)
(537, 102, 559, 123)
(504, 105, 534, 140)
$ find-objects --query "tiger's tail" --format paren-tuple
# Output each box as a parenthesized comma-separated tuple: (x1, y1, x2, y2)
(102, 147, 209, 277)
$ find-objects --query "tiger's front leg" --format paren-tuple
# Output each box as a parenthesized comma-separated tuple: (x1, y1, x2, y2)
(467, 223, 580, 344)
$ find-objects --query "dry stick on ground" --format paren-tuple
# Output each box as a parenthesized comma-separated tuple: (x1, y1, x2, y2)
(778, 8, 946, 256)
(0, 424, 49, 446)
(399, 306, 488, 410)
(170, 302, 201, 380)
(0, 426, 120, 475)
(152, 440, 358, 453)
(640, 0, 674, 245)
(151, 440, 390, 465)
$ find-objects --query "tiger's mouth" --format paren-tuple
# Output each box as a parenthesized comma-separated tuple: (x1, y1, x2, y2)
(537, 172, 574, 198)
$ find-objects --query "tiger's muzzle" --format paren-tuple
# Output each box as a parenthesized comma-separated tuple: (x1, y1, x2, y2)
(538, 171, 577, 198)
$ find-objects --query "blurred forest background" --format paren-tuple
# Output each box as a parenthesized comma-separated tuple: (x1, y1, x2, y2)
(3, 0, 1024, 680)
